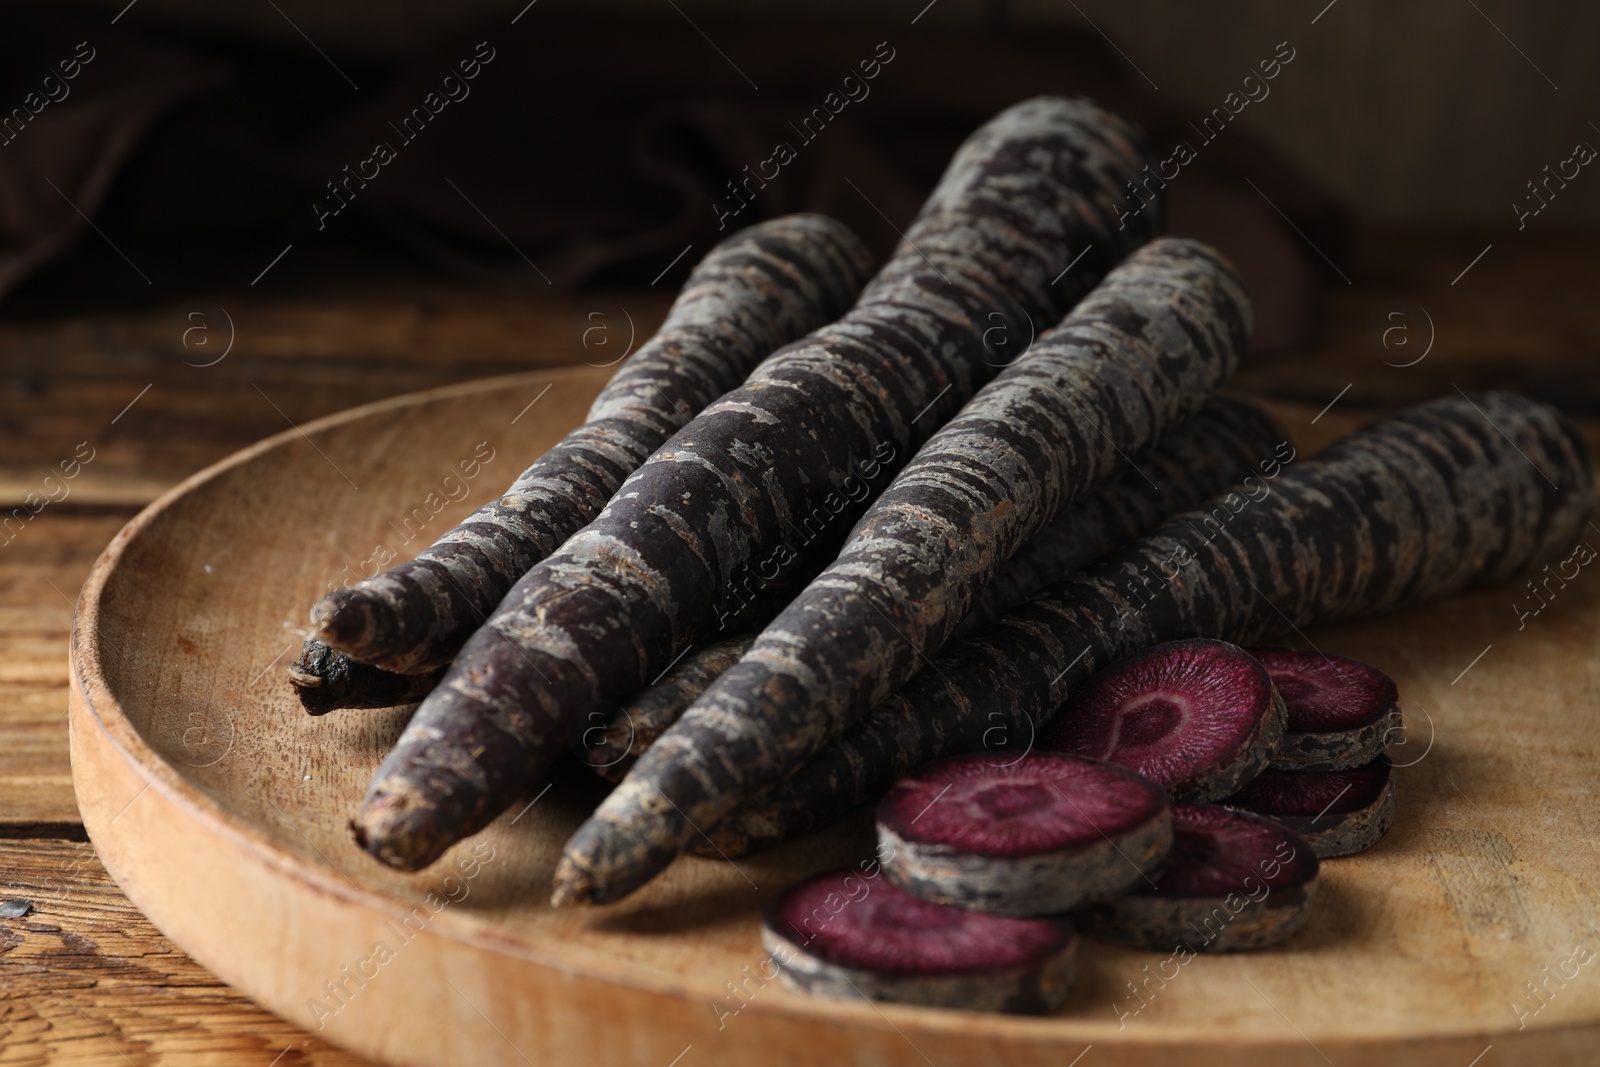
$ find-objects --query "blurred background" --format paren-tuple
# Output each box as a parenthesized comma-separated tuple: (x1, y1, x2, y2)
(6, 0, 1593, 495)
(4, 0, 1597, 502)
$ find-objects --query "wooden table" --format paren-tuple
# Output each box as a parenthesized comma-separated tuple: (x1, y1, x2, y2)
(3, 227, 1596, 1064)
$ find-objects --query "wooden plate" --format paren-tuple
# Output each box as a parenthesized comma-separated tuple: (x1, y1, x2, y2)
(70, 366, 1600, 1066)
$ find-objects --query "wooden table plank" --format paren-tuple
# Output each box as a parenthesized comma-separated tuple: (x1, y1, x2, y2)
(0, 839, 371, 1065)
(0, 287, 673, 508)
(0, 513, 136, 829)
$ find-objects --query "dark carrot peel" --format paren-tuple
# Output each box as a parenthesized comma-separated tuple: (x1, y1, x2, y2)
(593, 398, 1284, 774)
(585, 635, 755, 781)
(580, 535, 846, 779)
(1250, 648, 1403, 772)
(287, 635, 445, 716)
(762, 868, 1078, 1014)
(585, 546, 855, 776)
(287, 648, 428, 715)
(564, 235, 1249, 903)
(305, 214, 876, 684)
(584, 500, 864, 779)
(877, 753, 1171, 916)
(1041, 639, 1286, 802)
(1078, 804, 1318, 953)
(359, 97, 1162, 873)
(1222, 757, 1395, 858)
(696, 392, 1594, 859)
(956, 396, 1286, 639)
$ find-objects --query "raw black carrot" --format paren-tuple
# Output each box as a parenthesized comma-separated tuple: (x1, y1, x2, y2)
(355, 97, 1163, 872)
(559, 235, 1250, 903)
(957, 395, 1283, 638)
(305, 214, 876, 683)
(585, 634, 755, 781)
(877, 753, 1172, 915)
(586, 524, 856, 777)
(588, 397, 1283, 769)
(1077, 804, 1318, 953)
(1221, 757, 1396, 858)
(286, 636, 445, 715)
(1040, 638, 1287, 802)
(763, 868, 1080, 1013)
(695, 391, 1594, 857)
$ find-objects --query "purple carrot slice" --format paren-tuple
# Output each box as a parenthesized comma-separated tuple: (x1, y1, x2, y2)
(1222, 757, 1395, 858)
(763, 868, 1078, 1014)
(1249, 648, 1403, 771)
(1041, 639, 1285, 802)
(1078, 804, 1318, 953)
(876, 753, 1170, 916)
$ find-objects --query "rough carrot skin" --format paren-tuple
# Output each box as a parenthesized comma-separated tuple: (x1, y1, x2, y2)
(586, 635, 756, 781)
(560, 236, 1251, 903)
(695, 392, 1594, 857)
(307, 214, 877, 679)
(957, 395, 1285, 639)
(581, 513, 856, 778)
(584, 554, 847, 774)
(287, 636, 445, 716)
(583, 397, 1284, 774)
(355, 97, 1162, 872)
(297, 488, 831, 719)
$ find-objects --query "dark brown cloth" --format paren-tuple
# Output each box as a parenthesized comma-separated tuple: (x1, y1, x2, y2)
(0, 12, 227, 298)
(0, 6, 1343, 354)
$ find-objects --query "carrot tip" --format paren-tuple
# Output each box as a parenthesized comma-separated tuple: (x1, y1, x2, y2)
(352, 798, 450, 873)
(312, 588, 377, 651)
(550, 858, 596, 907)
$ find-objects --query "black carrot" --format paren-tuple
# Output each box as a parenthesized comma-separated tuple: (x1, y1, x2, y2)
(287, 636, 445, 716)
(585, 635, 754, 781)
(694, 392, 1593, 857)
(304, 214, 876, 685)
(355, 97, 1162, 872)
(558, 235, 1250, 904)
(584, 396, 1283, 772)
(957, 395, 1284, 638)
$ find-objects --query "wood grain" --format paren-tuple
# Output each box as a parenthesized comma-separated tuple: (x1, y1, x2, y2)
(0, 513, 133, 828)
(0, 838, 370, 1066)
(0, 286, 672, 508)
(68, 364, 1600, 1066)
